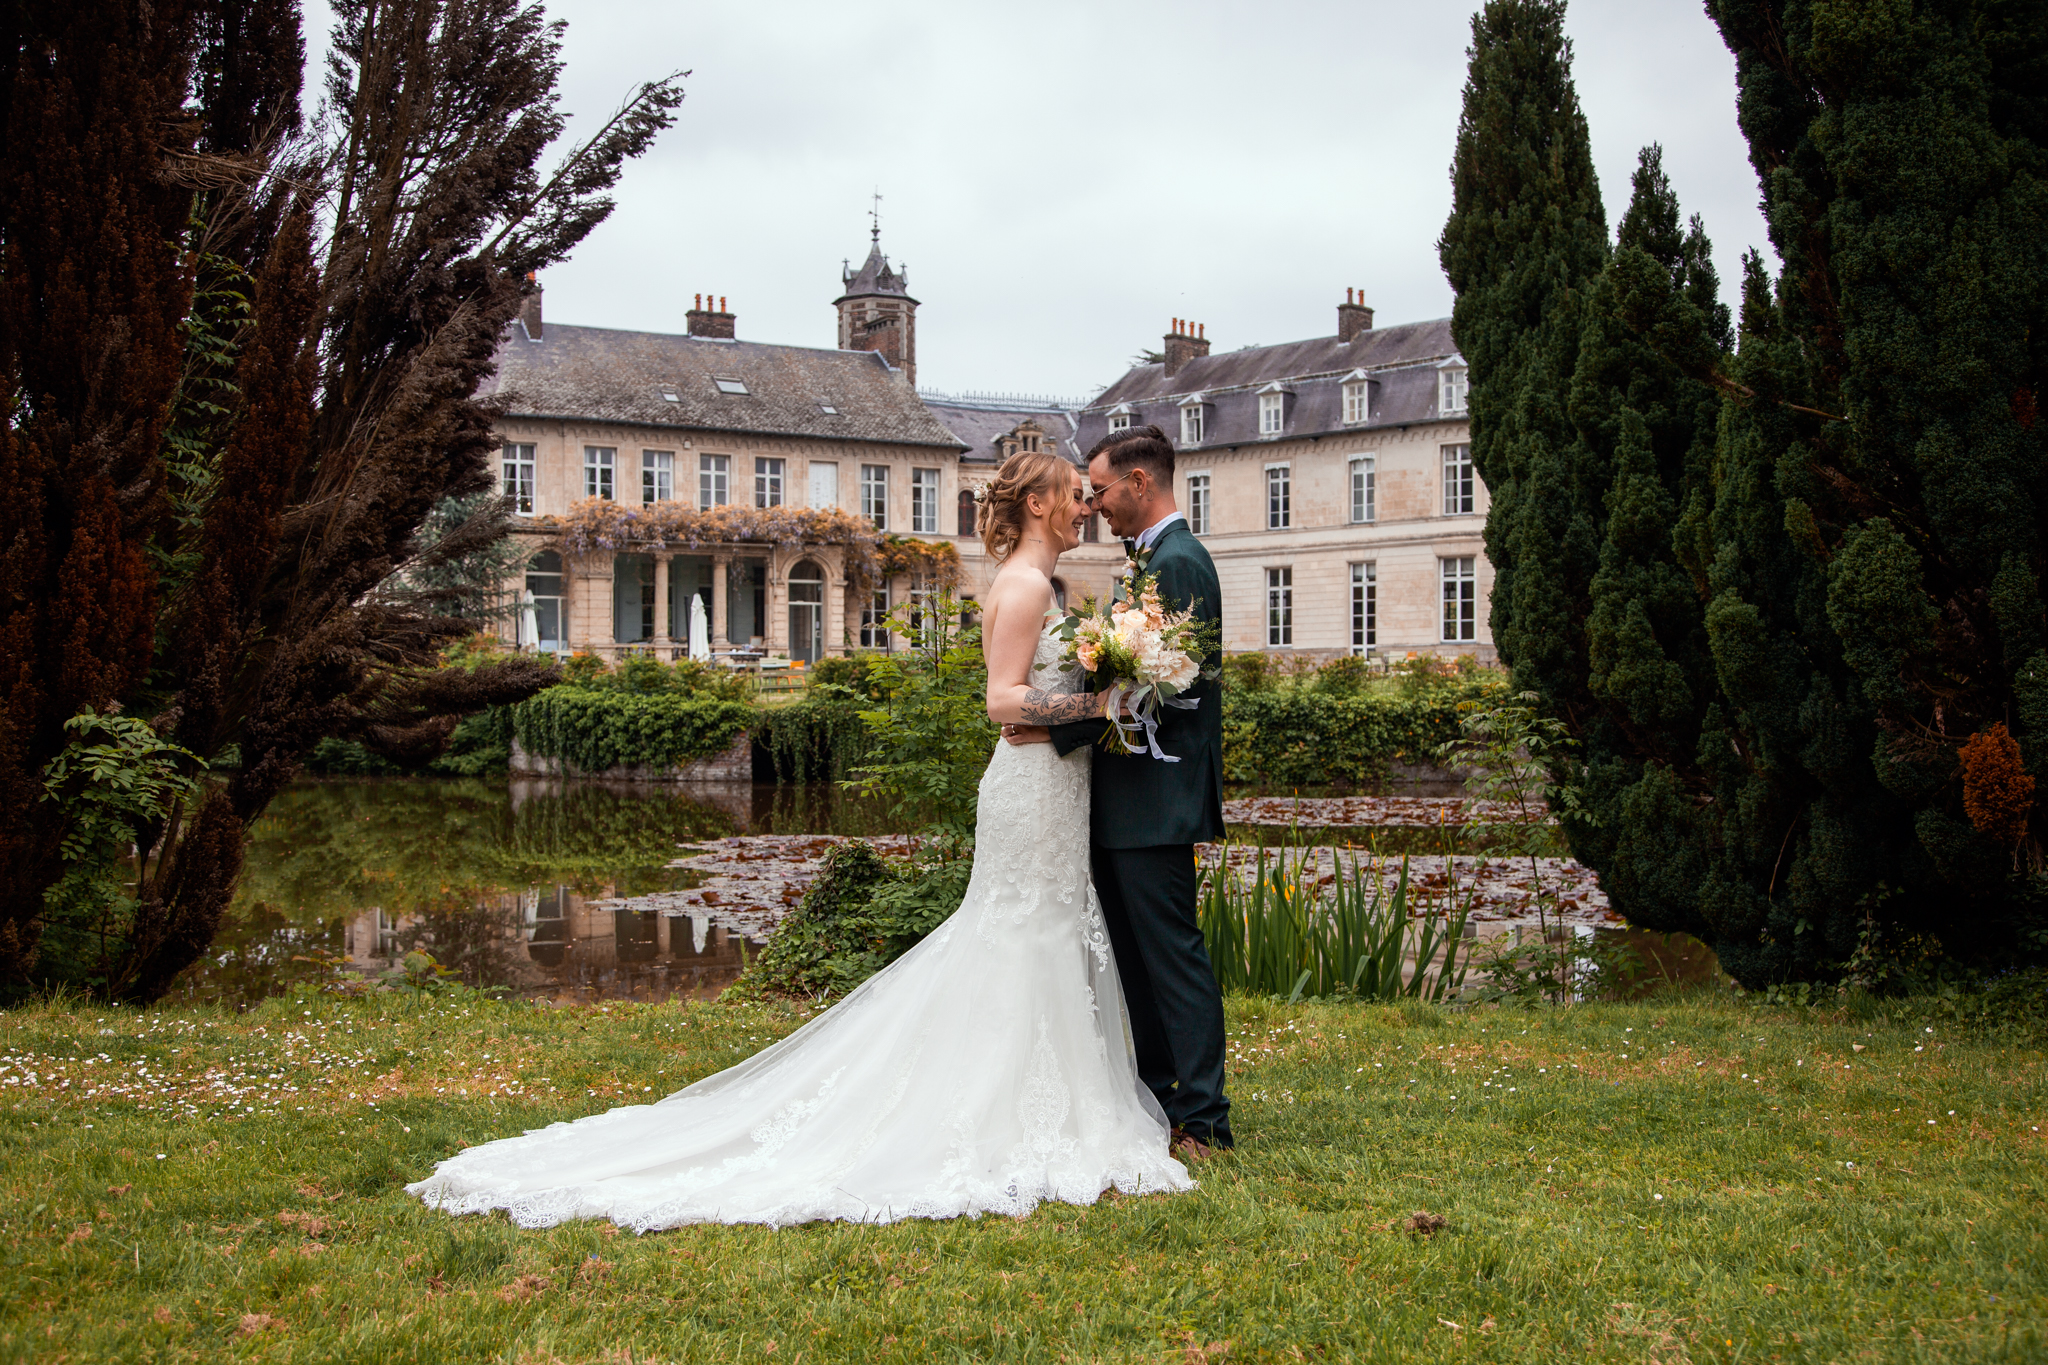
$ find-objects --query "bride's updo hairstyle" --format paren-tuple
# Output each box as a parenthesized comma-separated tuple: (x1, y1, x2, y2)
(976, 450, 1076, 561)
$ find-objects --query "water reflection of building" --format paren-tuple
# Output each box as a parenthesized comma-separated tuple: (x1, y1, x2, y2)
(342, 883, 756, 1004)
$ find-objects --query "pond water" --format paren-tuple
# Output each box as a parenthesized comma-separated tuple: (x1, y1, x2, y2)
(168, 777, 1720, 1009)
(168, 778, 904, 1010)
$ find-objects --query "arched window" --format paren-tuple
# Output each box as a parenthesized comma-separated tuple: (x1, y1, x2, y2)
(958, 487, 978, 537)
(524, 550, 564, 651)
(787, 558, 826, 665)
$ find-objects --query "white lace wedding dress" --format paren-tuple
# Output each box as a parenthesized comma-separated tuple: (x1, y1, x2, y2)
(407, 622, 1195, 1230)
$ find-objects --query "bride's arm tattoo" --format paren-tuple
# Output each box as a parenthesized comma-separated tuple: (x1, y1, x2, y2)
(1017, 687, 1105, 726)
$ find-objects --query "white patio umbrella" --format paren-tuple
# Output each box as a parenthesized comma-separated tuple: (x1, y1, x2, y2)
(687, 594, 711, 661)
(519, 589, 540, 653)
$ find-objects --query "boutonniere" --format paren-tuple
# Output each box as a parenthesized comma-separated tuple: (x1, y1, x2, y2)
(1114, 545, 1153, 606)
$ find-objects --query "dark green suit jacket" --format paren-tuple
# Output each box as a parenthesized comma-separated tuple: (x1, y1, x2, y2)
(1049, 520, 1227, 849)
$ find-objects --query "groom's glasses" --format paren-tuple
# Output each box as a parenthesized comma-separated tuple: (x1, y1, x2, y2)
(1083, 469, 1137, 509)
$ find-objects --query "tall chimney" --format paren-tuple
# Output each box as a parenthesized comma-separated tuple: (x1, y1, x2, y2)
(1337, 287, 1374, 343)
(686, 295, 736, 339)
(1162, 319, 1211, 378)
(520, 272, 543, 340)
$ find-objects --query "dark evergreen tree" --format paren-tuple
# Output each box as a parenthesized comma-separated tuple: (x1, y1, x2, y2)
(1437, 0, 1610, 733)
(0, 0, 686, 1002)
(1555, 146, 1735, 944)
(1682, 0, 2048, 983)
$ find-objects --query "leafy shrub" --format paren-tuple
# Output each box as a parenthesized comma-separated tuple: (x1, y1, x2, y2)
(1221, 653, 1275, 693)
(1220, 688, 1496, 787)
(1311, 655, 1372, 696)
(511, 688, 752, 773)
(849, 593, 994, 838)
(733, 840, 973, 999)
(808, 653, 890, 700)
(303, 737, 403, 776)
(426, 708, 515, 777)
(754, 691, 871, 781)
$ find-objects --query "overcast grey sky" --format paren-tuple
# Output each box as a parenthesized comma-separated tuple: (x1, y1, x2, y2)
(319, 1, 1767, 400)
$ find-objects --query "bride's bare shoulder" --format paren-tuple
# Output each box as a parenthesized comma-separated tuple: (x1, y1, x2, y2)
(986, 564, 1054, 614)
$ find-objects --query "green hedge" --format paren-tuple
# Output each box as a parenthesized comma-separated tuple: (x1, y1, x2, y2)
(1219, 690, 1490, 786)
(510, 687, 753, 774)
(753, 694, 873, 782)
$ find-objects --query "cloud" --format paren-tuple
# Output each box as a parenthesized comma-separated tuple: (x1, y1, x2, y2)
(310, 0, 1771, 399)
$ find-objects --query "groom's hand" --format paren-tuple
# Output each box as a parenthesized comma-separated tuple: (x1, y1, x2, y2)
(1001, 724, 1051, 746)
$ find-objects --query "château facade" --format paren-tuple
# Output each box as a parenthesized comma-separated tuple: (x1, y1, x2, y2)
(485, 242, 1488, 665)
(1076, 296, 1488, 660)
(483, 239, 1126, 664)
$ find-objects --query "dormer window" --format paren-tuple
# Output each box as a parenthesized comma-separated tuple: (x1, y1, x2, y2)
(1257, 382, 1291, 436)
(1179, 394, 1207, 447)
(1438, 360, 1469, 416)
(1106, 402, 1135, 433)
(714, 377, 749, 395)
(1341, 369, 1371, 425)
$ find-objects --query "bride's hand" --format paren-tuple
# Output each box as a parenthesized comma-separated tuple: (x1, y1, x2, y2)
(1001, 724, 1051, 746)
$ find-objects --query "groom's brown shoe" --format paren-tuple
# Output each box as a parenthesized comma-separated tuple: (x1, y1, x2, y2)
(1170, 1127, 1215, 1162)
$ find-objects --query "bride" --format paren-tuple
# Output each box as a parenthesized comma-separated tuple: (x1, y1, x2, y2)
(407, 450, 1197, 1230)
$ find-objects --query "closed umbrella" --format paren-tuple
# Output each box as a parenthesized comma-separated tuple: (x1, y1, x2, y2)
(520, 589, 540, 653)
(688, 595, 711, 662)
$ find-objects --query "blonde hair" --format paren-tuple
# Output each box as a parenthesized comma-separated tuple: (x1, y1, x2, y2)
(976, 451, 1075, 561)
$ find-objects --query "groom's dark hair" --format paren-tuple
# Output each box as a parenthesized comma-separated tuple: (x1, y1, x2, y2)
(1085, 424, 1175, 485)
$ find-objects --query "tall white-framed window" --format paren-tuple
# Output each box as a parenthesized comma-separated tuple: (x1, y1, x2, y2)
(1352, 562, 1376, 653)
(1343, 379, 1371, 425)
(1440, 365, 1469, 415)
(1443, 443, 1475, 515)
(808, 460, 839, 509)
(1180, 402, 1204, 447)
(1259, 391, 1285, 435)
(860, 585, 890, 649)
(1186, 472, 1211, 535)
(755, 457, 785, 508)
(1266, 567, 1293, 647)
(698, 453, 729, 509)
(910, 467, 940, 534)
(584, 446, 615, 501)
(861, 464, 889, 529)
(1266, 464, 1291, 529)
(641, 449, 673, 504)
(502, 442, 536, 515)
(1442, 556, 1477, 642)
(1350, 454, 1376, 523)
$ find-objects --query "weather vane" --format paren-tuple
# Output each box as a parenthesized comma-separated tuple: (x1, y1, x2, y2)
(870, 189, 882, 245)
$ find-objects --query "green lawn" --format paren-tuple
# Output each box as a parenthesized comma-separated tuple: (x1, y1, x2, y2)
(3, 988, 2042, 1363)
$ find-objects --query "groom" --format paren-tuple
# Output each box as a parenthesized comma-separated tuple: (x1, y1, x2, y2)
(1010, 423, 1232, 1157)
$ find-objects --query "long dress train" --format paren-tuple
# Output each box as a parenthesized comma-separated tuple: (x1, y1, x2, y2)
(405, 624, 1195, 1229)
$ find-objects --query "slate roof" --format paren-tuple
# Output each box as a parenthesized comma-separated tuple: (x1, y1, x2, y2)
(921, 399, 1082, 466)
(485, 323, 964, 450)
(837, 242, 915, 301)
(1076, 317, 1463, 455)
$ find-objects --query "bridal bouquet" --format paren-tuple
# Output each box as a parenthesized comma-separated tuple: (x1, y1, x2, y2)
(1056, 553, 1218, 761)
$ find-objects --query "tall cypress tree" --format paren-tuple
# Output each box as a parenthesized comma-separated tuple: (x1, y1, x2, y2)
(1438, 0, 1610, 733)
(1684, 0, 2048, 982)
(1555, 147, 1735, 943)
